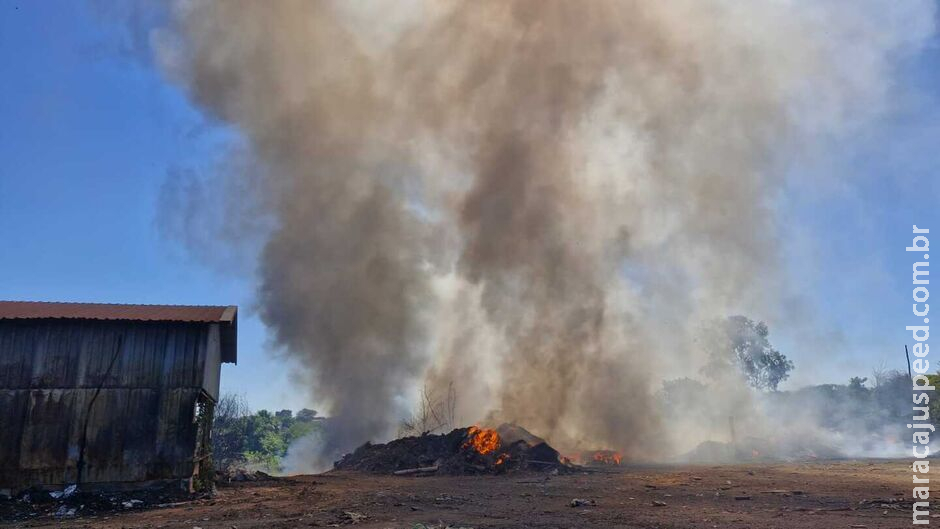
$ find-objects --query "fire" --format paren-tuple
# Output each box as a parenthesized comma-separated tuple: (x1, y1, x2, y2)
(463, 426, 501, 455)
(495, 453, 509, 466)
(590, 450, 623, 465)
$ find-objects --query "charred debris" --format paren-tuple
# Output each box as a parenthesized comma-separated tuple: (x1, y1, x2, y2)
(334, 424, 622, 476)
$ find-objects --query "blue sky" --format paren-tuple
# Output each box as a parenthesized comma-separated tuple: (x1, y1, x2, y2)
(0, 1, 302, 411)
(1, 2, 938, 410)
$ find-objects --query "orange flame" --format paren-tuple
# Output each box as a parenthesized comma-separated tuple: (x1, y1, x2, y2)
(463, 426, 501, 455)
(590, 451, 623, 465)
(495, 453, 509, 466)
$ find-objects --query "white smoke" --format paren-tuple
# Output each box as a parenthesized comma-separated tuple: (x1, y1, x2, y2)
(150, 0, 935, 468)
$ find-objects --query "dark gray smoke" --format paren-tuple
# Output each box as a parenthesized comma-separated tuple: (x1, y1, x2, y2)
(153, 0, 934, 467)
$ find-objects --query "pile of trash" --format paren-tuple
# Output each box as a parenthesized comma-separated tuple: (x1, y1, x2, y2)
(334, 423, 566, 475)
(0, 483, 196, 522)
(677, 436, 844, 464)
(215, 468, 277, 483)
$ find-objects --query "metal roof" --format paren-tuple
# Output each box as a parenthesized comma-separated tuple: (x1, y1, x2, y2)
(0, 301, 238, 364)
(0, 301, 237, 323)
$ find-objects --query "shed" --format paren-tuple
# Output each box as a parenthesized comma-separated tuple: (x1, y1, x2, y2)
(0, 301, 237, 493)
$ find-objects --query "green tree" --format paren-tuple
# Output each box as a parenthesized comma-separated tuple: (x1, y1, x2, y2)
(848, 376, 868, 390)
(847, 376, 869, 396)
(928, 373, 940, 427)
(212, 393, 251, 470)
(296, 409, 319, 422)
(703, 315, 794, 391)
(211, 394, 324, 473)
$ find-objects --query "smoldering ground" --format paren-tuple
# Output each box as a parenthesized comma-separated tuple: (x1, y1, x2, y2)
(149, 0, 935, 469)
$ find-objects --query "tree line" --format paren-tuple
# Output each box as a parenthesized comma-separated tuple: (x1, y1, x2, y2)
(211, 315, 930, 470)
(211, 394, 323, 472)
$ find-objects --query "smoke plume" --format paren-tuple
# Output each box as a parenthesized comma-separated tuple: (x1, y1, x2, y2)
(153, 0, 934, 465)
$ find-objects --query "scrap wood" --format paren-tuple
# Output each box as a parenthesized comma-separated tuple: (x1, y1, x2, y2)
(393, 465, 440, 476)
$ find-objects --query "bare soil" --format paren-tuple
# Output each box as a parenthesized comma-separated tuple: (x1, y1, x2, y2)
(1, 460, 917, 529)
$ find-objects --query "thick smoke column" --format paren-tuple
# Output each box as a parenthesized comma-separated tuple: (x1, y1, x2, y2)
(154, 1, 934, 463)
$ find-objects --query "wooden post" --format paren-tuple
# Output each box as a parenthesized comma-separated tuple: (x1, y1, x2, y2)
(906, 345, 913, 379)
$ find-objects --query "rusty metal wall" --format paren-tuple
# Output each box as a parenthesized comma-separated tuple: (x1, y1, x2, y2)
(0, 319, 217, 490)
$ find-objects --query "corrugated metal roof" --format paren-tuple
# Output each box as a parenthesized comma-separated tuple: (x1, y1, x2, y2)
(0, 301, 237, 323)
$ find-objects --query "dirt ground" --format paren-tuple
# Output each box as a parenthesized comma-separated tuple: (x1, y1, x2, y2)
(0, 460, 918, 529)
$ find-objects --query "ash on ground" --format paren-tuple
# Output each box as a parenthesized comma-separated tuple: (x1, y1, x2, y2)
(0, 483, 199, 523)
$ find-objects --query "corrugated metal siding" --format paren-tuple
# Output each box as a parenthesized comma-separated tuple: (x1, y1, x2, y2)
(0, 321, 209, 389)
(0, 320, 217, 490)
(0, 301, 238, 365)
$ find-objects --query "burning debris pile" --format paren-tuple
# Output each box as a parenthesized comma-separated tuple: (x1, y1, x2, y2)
(557, 450, 624, 467)
(586, 450, 624, 466)
(334, 424, 564, 475)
